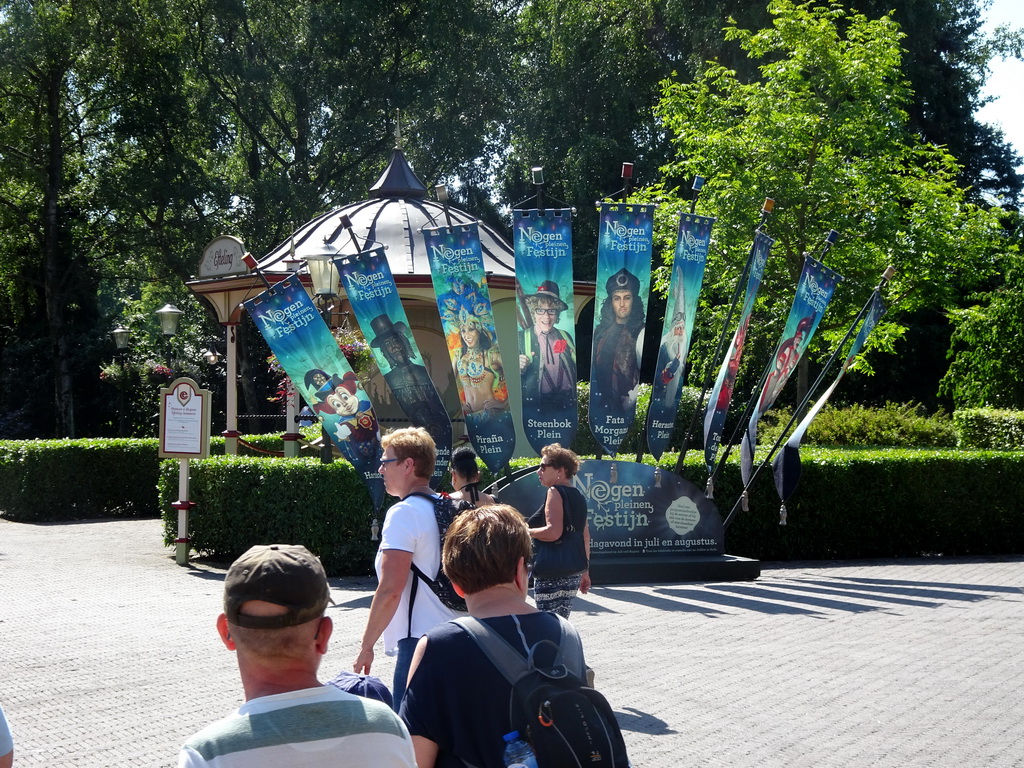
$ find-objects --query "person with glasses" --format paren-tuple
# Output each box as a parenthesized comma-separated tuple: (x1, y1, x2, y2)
(400, 504, 592, 768)
(518, 281, 577, 409)
(353, 428, 465, 709)
(527, 443, 591, 618)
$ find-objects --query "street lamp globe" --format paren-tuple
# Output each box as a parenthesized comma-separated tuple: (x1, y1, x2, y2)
(111, 325, 130, 350)
(155, 304, 183, 338)
(302, 240, 339, 297)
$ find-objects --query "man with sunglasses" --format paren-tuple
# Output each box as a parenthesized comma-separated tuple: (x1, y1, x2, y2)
(354, 427, 464, 710)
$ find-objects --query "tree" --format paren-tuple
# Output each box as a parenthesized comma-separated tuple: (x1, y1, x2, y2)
(651, 0, 1005, 406)
(941, 211, 1024, 408)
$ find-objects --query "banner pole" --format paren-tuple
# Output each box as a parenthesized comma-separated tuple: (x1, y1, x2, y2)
(722, 266, 896, 528)
(674, 198, 773, 476)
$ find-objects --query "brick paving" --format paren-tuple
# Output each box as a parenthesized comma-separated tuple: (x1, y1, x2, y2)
(1, 517, 1022, 767)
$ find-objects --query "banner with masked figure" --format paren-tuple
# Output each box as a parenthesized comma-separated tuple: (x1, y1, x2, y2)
(773, 292, 886, 520)
(703, 231, 774, 479)
(740, 256, 842, 485)
(244, 273, 384, 510)
(513, 208, 578, 454)
(646, 212, 715, 459)
(334, 246, 452, 485)
(423, 222, 516, 473)
(588, 202, 655, 455)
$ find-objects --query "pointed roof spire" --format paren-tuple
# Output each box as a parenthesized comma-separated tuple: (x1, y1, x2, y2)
(369, 148, 428, 199)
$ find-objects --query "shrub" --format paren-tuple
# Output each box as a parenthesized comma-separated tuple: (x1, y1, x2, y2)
(953, 409, 1024, 450)
(756, 402, 956, 448)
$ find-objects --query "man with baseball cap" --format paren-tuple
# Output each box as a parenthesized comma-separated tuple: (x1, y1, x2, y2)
(178, 544, 416, 768)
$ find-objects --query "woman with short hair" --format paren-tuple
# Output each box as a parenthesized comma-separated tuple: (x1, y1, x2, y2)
(528, 443, 591, 618)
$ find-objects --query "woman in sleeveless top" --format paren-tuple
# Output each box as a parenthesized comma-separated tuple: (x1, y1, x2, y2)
(528, 443, 591, 617)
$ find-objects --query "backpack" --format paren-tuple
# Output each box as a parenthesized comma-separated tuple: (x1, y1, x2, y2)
(406, 492, 472, 614)
(455, 616, 630, 768)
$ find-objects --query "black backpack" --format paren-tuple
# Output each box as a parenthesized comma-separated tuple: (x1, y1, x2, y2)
(406, 492, 472, 614)
(455, 616, 630, 768)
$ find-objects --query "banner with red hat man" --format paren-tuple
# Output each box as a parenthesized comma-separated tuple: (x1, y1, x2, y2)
(513, 208, 578, 454)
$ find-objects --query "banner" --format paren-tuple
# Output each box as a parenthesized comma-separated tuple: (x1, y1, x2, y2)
(423, 222, 516, 473)
(513, 208, 578, 454)
(740, 256, 842, 485)
(334, 246, 452, 485)
(588, 202, 656, 455)
(646, 212, 715, 459)
(773, 292, 886, 515)
(244, 274, 384, 510)
(703, 231, 774, 476)
(494, 460, 723, 557)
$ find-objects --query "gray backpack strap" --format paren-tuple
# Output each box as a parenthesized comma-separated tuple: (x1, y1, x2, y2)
(554, 615, 586, 681)
(453, 616, 530, 686)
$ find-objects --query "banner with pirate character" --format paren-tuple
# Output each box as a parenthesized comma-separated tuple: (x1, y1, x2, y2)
(740, 255, 842, 486)
(423, 222, 516, 473)
(646, 212, 715, 460)
(588, 202, 656, 456)
(773, 291, 886, 521)
(513, 208, 578, 454)
(244, 273, 385, 510)
(333, 246, 453, 486)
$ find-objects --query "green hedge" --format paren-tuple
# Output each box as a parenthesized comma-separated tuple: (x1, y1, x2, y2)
(159, 456, 378, 575)
(0, 434, 316, 522)
(0, 438, 162, 521)
(953, 409, 1024, 450)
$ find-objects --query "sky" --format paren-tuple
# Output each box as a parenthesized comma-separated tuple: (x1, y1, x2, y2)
(975, 0, 1024, 172)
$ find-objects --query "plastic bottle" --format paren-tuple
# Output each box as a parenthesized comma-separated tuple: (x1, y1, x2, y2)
(502, 731, 539, 768)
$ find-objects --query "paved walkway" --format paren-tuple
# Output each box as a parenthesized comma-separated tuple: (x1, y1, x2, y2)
(1, 517, 1022, 767)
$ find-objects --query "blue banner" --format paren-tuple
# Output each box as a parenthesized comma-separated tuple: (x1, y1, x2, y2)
(703, 231, 774, 476)
(773, 292, 886, 512)
(646, 213, 715, 459)
(334, 246, 453, 485)
(588, 203, 656, 455)
(740, 256, 842, 485)
(513, 209, 578, 454)
(244, 274, 384, 510)
(423, 222, 516, 473)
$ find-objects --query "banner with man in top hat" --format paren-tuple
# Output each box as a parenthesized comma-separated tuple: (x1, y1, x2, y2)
(423, 222, 516, 473)
(334, 246, 452, 485)
(588, 202, 655, 456)
(513, 208, 578, 454)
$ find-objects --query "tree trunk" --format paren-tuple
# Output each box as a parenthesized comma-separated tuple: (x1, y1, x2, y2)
(42, 66, 75, 437)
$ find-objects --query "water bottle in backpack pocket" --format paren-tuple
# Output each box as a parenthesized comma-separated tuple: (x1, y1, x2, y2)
(502, 731, 539, 768)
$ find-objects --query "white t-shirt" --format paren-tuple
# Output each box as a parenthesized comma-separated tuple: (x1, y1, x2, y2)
(377, 493, 461, 654)
(178, 685, 416, 768)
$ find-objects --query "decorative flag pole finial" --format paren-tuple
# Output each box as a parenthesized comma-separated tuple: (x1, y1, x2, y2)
(690, 175, 705, 213)
(757, 198, 775, 231)
(621, 162, 634, 198)
(435, 184, 453, 227)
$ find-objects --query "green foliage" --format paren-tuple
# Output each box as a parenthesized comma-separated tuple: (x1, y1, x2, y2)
(718, 446, 1024, 560)
(652, 0, 1004, 401)
(757, 402, 957, 448)
(159, 456, 378, 575)
(941, 217, 1024, 409)
(0, 438, 161, 521)
(953, 409, 1024, 450)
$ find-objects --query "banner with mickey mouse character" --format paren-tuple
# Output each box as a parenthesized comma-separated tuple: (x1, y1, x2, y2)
(244, 273, 385, 510)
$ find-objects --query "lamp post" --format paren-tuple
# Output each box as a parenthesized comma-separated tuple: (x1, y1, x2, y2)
(112, 325, 130, 436)
(155, 304, 183, 371)
(301, 241, 339, 464)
